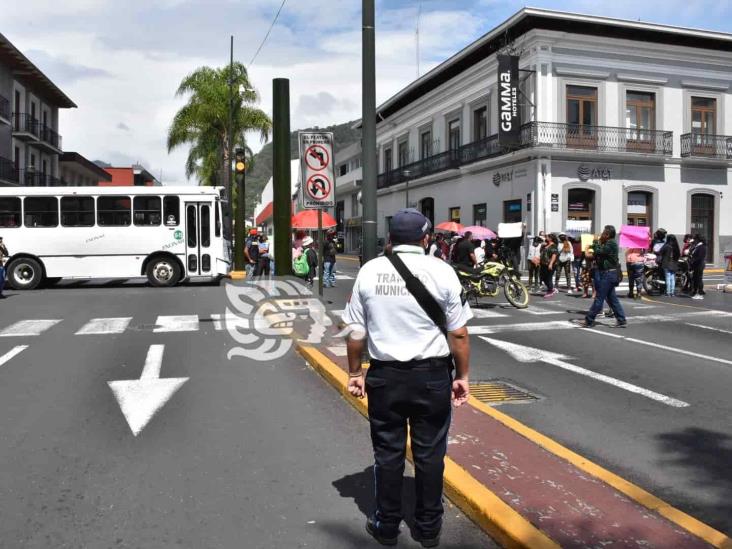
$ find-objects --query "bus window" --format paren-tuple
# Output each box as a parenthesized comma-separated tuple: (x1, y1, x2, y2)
(61, 196, 94, 227)
(0, 197, 21, 227)
(164, 196, 180, 226)
(215, 200, 221, 237)
(24, 197, 58, 227)
(133, 196, 161, 226)
(98, 196, 131, 226)
(201, 205, 211, 248)
(186, 205, 197, 247)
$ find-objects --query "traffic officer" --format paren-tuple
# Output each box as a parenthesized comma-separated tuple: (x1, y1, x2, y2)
(343, 208, 472, 547)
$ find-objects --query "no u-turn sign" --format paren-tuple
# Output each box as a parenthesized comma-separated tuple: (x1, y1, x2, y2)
(299, 132, 336, 209)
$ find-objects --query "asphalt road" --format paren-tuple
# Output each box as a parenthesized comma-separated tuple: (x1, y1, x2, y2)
(325, 257, 732, 537)
(0, 278, 492, 548)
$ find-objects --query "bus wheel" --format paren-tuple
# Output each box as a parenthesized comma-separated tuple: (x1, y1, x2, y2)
(8, 258, 44, 290)
(146, 256, 181, 287)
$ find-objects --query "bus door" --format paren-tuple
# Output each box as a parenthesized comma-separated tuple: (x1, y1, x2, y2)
(184, 202, 213, 276)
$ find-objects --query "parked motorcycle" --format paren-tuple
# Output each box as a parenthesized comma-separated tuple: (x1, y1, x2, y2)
(454, 249, 529, 309)
(642, 253, 690, 295)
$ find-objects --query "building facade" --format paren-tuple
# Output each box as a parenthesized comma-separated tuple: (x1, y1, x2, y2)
(331, 8, 732, 264)
(59, 152, 112, 186)
(99, 166, 161, 187)
(0, 32, 76, 187)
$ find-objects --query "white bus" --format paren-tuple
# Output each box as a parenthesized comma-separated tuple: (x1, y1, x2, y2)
(0, 186, 231, 289)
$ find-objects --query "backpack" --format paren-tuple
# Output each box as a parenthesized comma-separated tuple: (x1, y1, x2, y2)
(293, 253, 310, 276)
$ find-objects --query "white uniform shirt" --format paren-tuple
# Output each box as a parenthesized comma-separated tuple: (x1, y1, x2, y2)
(342, 245, 473, 362)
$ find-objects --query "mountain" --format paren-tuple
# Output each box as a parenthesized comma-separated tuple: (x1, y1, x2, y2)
(245, 120, 361, 216)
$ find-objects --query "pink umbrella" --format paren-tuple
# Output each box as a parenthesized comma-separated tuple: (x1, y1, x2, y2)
(460, 226, 497, 240)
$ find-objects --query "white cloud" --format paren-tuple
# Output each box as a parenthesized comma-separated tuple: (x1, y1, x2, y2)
(6, 0, 728, 187)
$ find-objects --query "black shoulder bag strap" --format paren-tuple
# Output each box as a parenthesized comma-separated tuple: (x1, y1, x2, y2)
(387, 253, 448, 339)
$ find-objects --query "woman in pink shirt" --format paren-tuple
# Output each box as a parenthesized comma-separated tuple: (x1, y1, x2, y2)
(626, 248, 645, 299)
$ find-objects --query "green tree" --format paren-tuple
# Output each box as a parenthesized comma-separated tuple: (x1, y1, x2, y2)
(167, 62, 271, 191)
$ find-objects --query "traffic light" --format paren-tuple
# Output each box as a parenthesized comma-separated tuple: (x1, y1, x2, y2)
(234, 148, 246, 175)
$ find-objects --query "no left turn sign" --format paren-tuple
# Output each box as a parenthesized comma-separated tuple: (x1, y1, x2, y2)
(305, 144, 330, 172)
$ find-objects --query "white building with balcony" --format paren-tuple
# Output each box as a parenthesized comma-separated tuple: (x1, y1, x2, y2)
(333, 8, 732, 264)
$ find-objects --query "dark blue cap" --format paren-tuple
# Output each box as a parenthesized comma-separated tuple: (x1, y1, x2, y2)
(389, 208, 432, 243)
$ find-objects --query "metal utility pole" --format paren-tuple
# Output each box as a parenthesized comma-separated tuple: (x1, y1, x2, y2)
(403, 169, 411, 208)
(227, 35, 235, 243)
(234, 148, 246, 270)
(361, 0, 377, 263)
(272, 78, 292, 276)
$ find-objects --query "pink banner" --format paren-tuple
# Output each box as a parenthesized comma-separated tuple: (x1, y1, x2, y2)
(619, 225, 651, 249)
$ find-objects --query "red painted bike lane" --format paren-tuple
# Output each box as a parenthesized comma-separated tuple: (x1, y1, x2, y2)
(315, 342, 718, 548)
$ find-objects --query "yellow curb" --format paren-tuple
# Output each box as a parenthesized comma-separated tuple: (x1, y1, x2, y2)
(467, 396, 732, 549)
(229, 271, 247, 280)
(337, 255, 361, 262)
(297, 344, 559, 549)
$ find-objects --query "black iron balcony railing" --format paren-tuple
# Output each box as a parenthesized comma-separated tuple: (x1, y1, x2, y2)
(376, 122, 675, 190)
(18, 170, 65, 187)
(39, 125, 62, 149)
(12, 112, 40, 137)
(521, 122, 673, 156)
(0, 95, 9, 120)
(680, 133, 732, 160)
(377, 134, 503, 189)
(0, 156, 19, 184)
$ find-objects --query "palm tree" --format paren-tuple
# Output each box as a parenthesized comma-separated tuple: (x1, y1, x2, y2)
(167, 63, 271, 192)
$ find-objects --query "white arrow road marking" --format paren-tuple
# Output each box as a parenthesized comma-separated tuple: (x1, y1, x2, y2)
(0, 346, 28, 367)
(685, 323, 732, 336)
(76, 317, 132, 335)
(0, 320, 62, 337)
(153, 315, 199, 333)
(108, 344, 189, 436)
(586, 329, 732, 368)
(480, 337, 690, 408)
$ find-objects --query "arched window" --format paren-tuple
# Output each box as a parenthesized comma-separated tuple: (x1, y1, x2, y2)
(627, 191, 652, 228)
(691, 193, 715, 259)
(567, 188, 595, 233)
(420, 197, 434, 227)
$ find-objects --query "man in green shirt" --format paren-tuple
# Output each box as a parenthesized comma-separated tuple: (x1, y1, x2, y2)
(573, 225, 626, 328)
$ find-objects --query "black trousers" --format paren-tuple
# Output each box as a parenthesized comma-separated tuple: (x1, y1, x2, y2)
(365, 358, 452, 537)
(691, 264, 705, 295)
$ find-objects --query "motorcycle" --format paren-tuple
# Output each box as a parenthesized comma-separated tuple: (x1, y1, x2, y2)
(454, 249, 529, 309)
(642, 253, 690, 296)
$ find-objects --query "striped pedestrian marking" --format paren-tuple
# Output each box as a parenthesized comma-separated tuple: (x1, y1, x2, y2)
(471, 309, 509, 319)
(76, 317, 133, 335)
(327, 346, 348, 357)
(0, 345, 29, 367)
(517, 305, 564, 316)
(153, 315, 200, 333)
(685, 323, 732, 336)
(0, 320, 62, 337)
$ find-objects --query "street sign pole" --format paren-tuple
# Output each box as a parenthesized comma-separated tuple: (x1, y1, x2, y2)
(273, 78, 292, 276)
(317, 209, 324, 298)
(361, 0, 377, 263)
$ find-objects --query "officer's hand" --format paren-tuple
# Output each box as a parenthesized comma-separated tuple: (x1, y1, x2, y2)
(452, 379, 470, 407)
(347, 374, 365, 399)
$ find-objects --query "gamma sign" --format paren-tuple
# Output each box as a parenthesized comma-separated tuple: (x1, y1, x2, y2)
(299, 131, 336, 209)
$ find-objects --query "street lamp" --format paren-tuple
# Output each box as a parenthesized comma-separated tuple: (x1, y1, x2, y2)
(402, 169, 412, 208)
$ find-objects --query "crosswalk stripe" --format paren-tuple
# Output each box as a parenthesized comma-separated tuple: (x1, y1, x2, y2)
(327, 346, 348, 357)
(685, 323, 732, 336)
(0, 320, 62, 337)
(0, 345, 29, 367)
(76, 317, 133, 335)
(153, 315, 200, 333)
(517, 305, 563, 316)
(471, 309, 509, 319)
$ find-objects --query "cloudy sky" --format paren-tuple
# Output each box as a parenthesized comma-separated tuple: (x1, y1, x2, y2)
(3, 0, 732, 184)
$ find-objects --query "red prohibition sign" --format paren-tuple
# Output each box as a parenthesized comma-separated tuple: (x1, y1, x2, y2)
(306, 174, 331, 201)
(305, 144, 330, 171)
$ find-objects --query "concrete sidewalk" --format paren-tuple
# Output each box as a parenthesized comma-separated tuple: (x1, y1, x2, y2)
(299, 340, 732, 548)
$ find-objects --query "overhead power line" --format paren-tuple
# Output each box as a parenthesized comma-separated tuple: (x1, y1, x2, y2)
(249, 0, 288, 67)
